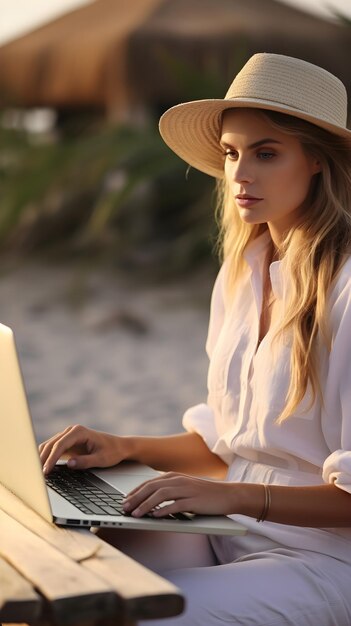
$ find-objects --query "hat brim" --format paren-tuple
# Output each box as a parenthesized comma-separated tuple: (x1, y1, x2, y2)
(159, 98, 351, 179)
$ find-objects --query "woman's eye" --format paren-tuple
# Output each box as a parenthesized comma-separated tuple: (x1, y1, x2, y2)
(257, 151, 275, 160)
(224, 149, 238, 160)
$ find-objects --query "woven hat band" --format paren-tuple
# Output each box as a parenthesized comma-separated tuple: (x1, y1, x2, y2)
(226, 54, 348, 128)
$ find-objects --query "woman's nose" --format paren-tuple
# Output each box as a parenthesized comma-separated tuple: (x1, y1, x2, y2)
(231, 158, 254, 184)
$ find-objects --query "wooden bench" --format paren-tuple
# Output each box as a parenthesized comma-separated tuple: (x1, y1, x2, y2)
(0, 483, 184, 626)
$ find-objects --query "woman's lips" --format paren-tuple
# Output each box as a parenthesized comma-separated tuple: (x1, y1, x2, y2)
(235, 195, 263, 208)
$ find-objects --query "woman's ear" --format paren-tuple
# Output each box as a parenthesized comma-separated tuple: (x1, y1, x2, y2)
(311, 159, 322, 175)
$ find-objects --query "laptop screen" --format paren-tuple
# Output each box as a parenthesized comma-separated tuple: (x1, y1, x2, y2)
(0, 323, 53, 522)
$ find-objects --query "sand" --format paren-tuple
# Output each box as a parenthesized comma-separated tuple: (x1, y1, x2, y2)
(0, 260, 213, 443)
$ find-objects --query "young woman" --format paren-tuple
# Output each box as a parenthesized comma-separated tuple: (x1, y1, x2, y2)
(40, 54, 351, 625)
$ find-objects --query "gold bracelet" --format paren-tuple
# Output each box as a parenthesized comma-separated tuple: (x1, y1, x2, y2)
(256, 483, 271, 523)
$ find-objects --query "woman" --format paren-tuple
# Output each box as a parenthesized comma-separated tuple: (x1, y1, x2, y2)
(40, 54, 351, 625)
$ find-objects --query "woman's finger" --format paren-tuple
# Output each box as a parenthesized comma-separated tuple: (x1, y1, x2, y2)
(65, 452, 101, 470)
(151, 498, 193, 517)
(123, 483, 172, 512)
(39, 427, 72, 463)
(126, 473, 187, 498)
(124, 485, 188, 516)
(124, 477, 186, 508)
(129, 491, 191, 518)
(125, 477, 167, 498)
(42, 427, 93, 474)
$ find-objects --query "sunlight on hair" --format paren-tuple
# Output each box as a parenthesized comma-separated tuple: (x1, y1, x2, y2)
(217, 109, 351, 422)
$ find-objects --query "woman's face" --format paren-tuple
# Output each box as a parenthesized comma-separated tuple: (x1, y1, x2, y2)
(220, 109, 320, 241)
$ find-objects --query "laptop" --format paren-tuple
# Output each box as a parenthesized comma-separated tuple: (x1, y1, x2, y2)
(0, 322, 246, 536)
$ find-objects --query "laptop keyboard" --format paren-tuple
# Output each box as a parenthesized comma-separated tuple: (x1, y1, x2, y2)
(45, 465, 126, 516)
(45, 465, 193, 520)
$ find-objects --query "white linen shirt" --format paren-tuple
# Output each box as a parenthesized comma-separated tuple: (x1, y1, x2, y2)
(183, 231, 351, 562)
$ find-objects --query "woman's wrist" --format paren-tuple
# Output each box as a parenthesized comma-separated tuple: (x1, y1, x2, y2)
(234, 482, 266, 519)
(119, 435, 139, 462)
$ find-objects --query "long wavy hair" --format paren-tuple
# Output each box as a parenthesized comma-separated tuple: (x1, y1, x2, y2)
(216, 109, 351, 422)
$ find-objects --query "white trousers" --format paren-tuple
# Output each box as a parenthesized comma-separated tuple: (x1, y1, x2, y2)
(99, 528, 351, 626)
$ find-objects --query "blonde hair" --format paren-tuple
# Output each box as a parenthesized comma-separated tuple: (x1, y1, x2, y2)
(216, 109, 351, 422)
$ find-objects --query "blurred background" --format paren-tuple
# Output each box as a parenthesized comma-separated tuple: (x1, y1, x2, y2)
(0, 0, 350, 442)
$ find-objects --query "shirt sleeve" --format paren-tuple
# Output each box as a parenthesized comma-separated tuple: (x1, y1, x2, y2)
(182, 403, 219, 450)
(182, 263, 228, 450)
(322, 262, 351, 494)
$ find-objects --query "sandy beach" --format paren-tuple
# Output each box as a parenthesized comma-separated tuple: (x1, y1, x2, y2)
(0, 259, 214, 443)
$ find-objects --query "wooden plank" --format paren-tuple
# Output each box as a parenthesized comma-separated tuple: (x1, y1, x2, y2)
(0, 486, 184, 624)
(83, 541, 184, 622)
(0, 557, 42, 623)
(0, 484, 101, 562)
(0, 509, 117, 625)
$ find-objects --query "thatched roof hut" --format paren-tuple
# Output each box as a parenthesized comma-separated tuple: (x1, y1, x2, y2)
(0, 0, 350, 118)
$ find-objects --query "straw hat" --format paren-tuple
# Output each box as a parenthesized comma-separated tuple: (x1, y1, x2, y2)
(159, 53, 351, 179)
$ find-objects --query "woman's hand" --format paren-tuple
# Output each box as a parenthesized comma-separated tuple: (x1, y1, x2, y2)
(39, 425, 128, 474)
(123, 472, 239, 518)
(39, 429, 228, 479)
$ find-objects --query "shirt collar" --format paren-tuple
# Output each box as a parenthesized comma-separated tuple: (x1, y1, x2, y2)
(243, 230, 286, 301)
(269, 261, 285, 300)
(243, 230, 271, 267)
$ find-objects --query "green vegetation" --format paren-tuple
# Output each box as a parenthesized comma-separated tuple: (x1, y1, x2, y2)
(0, 119, 217, 276)
(0, 52, 233, 277)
